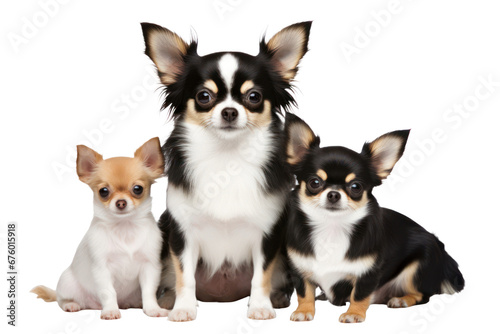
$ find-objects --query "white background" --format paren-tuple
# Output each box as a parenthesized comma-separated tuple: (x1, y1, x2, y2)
(2, 0, 499, 333)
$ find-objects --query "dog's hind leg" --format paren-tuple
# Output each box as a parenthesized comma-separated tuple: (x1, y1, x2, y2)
(56, 268, 87, 312)
(270, 256, 293, 309)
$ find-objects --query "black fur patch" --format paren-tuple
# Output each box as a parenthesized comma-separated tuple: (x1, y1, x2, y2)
(330, 280, 353, 306)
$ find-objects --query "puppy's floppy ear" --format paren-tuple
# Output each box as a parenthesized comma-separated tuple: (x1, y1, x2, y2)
(361, 130, 410, 181)
(134, 137, 165, 179)
(285, 113, 320, 166)
(141, 23, 195, 85)
(261, 21, 312, 83)
(76, 145, 103, 184)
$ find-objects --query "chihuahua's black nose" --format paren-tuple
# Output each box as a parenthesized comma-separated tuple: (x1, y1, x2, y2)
(116, 200, 127, 210)
(221, 108, 238, 122)
(327, 191, 341, 204)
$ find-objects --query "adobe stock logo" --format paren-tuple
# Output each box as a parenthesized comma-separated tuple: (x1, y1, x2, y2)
(339, 0, 414, 63)
(213, 0, 244, 20)
(51, 67, 158, 182)
(387, 74, 499, 190)
(7, 0, 72, 54)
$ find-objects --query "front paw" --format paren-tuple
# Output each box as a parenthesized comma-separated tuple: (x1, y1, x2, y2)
(387, 297, 408, 308)
(247, 306, 276, 320)
(101, 309, 121, 320)
(144, 307, 169, 317)
(339, 312, 365, 323)
(290, 310, 314, 321)
(168, 307, 197, 322)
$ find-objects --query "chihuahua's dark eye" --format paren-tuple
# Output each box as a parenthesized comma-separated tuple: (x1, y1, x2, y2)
(196, 90, 215, 108)
(307, 177, 323, 194)
(349, 182, 363, 196)
(133, 185, 143, 196)
(99, 187, 109, 198)
(245, 90, 262, 108)
(247, 91, 262, 104)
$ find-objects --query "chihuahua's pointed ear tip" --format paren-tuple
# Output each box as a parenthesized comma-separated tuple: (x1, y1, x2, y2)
(151, 137, 162, 147)
(140, 22, 158, 30)
(395, 129, 411, 140)
(140, 22, 170, 37)
(140, 22, 153, 32)
(289, 21, 312, 29)
(76, 144, 91, 153)
(298, 21, 313, 31)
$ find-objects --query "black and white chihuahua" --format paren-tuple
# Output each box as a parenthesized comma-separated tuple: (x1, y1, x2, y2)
(141, 22, 312, 321)
(285, 114, 464, 323)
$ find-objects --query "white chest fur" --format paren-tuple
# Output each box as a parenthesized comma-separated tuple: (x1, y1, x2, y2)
(167, 123, 286, 271)
(289, 203, 374, 300)
(72, 204, 162, 297)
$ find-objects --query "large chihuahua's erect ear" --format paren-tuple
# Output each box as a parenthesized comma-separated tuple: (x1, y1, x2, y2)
(261, 21, 312, 82)
(361, 130, 410, 181)
(134, 137, 165, 179)
(285, 113, 320, 166)
(76, 145, 103, 184)
(141, 22, 194, 85)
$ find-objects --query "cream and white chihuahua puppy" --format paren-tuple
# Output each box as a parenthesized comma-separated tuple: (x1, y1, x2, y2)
(31, 138, 169, 319)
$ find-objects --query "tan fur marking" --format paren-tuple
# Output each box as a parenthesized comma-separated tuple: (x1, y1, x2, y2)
(347, 191, 368, 210)
(184, 99, 214, 126)
(340, 289, 372, 323)
(298, 181, 324, 207)
(397, 294, 422, 307)
(262, 257, 277, 295)
(171, 251, 184, 291)
(246, 100, 272, 128)
(396, 261, 422, 306)
(204, 80, 218, 94)
(317, 169, 327, 181)
(402, 262, 420, 292)
(240, 80, 255, 94)
(91, 157, 153, 206)
(287, 123, 316, 165)
(291, 280, 316, 321)
(345, 173, 356, 183)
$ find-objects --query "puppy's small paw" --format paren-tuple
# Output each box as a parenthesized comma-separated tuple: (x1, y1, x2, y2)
(247, 307, 276, 320)
(388, 297, 408, 308)
(101, 309, 121, 320)
(62, 302, 81, 312)
(339, 312, 365, 323)
(144, 307, 169, 317)
(168, 308, 197, 322)
(290, 310, 314, 321)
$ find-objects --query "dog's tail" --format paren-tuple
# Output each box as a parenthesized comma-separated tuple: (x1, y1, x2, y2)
(31, 285, 57, 302)
(440, 252, 465, 294)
